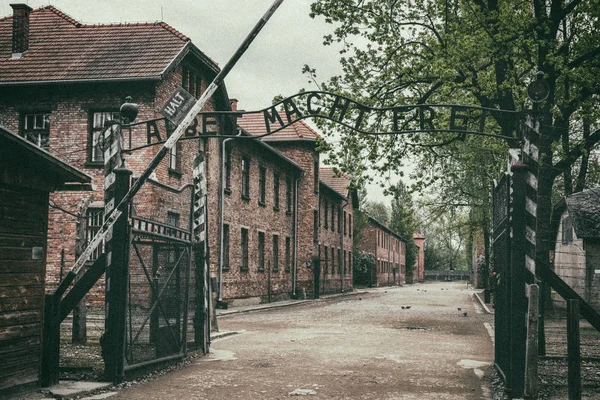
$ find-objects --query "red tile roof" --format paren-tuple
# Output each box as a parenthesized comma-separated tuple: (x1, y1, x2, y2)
(320, 167, 350, 197)
(0, 6, 211, 84)
(237, 112, 321, 141)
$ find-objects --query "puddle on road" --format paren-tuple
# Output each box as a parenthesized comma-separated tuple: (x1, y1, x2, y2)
(394, 326, 434, 331)
(457, 359, 491, 369)
(203, 349, 237, 362)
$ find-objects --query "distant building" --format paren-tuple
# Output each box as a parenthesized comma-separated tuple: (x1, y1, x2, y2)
(0, 4, 232, 307)
(358, 217, 407, 286)
(412, 232, 425, 283)
(554, 189, 600, 310)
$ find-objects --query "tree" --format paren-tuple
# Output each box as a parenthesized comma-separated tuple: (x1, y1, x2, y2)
(389, 182, 420, 278)
(361, 201, 389, 224)
(353, 250, 375, 286)
(308, 0, 600, 279)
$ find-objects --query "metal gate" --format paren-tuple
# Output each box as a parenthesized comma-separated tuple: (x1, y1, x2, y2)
(125, 216, 193, 369)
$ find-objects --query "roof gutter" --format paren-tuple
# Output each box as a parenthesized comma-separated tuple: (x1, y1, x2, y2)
(0, 75, 162, 87)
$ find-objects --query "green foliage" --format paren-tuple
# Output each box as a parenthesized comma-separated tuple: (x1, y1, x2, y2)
(389, 182, 420, 276)
(352, 249, 375, 286)
(308, 0, 600, 267)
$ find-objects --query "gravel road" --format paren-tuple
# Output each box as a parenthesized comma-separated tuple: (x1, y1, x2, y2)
(107, 281, 495, 399)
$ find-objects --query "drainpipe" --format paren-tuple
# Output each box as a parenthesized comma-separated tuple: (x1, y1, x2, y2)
(292, 177, 299, 297)
(341, 199, 349, 293)
(218, 130, 241, 302)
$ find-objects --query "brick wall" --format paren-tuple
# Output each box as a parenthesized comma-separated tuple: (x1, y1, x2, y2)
(205, 135, 300, 300)
(266, 141, 321, 297)
(0, 60, 221, 306)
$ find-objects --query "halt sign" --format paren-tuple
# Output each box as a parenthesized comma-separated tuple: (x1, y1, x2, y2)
(160, 87, 196, 125)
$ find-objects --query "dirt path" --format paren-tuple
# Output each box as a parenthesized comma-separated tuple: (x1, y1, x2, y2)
(108, 282, 494, 399)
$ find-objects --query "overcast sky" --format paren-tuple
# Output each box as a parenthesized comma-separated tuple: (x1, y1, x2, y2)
(2, 0, 404, 203)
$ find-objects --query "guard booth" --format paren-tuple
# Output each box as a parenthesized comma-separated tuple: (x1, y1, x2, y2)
(0, 127, 91, 397)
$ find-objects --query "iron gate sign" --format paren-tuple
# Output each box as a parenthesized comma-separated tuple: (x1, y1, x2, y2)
(122, 91, 522, 152)
(159, 87, 196, 126)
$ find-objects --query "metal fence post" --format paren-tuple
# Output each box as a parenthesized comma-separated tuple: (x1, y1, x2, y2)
(567, 299, 582, 400)
(103, 168, 132, 383)
(40, 294, 59, 387)
(508, 163, 529, 397)
(525, 283, 539, 397)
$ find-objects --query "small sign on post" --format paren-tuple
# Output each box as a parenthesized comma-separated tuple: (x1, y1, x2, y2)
(159, 87, 196, 125)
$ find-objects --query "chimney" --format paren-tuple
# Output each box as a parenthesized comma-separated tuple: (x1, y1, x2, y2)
(229, 98, 238, 112)
(11, 4, 33, 57)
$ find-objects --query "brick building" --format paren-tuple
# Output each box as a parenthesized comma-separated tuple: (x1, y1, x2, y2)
(359, 217, 407, 287)
(0, 4, 358, 309)
(317, 168, 357, 295)
(0, 4, 232, 305)
(232, 113, 358, 300)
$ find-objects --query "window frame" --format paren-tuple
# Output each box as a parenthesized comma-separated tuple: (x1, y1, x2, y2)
(241, 156, 250, 200)
(21, 112, 50, 150)
(272, 234, 279, 272)
(223, 223, 230, 271)
(89, 110, 120, 165)
(258, 165, 266, 206)
(258, 231, 265, 272)
(273, 172, 280, 211)
(286, 177, 293, 214)
(285, 236, 291, 273)
(86, 207, 104, 261)
(241, 228, 249, 271)
(562, 215, 574, 244)
(313, 161, 319, 193)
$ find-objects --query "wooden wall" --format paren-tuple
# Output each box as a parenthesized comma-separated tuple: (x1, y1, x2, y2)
(0, 183, 49, 396)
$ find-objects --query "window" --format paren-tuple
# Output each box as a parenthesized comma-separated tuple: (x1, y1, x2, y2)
(286, 177, 293, 213)
(331, 247, 335, 275)
(338, 206, 342, 233)
(273, 173, 280, 210)
(90, 111, 120, 163)
(344, 250, 347, 275)
(349, 215, 352, 237)
(313, 210, 319, 245)
(285, 237, 291, 272)
(314, 161, 319, 193)
(241, 156, 250, 199)
(241, 228, 249, 271)
(324, 200, 329, 229)
(338, 248, 342, 274)
(258, 231, 265, 272)
(182, 66, 202, 98)
(259, 165, 266, 205)
(223, 224, 230, 271)
(272, 234, 279, 272)
(224, 146, 232, 192)
(562, 215, 573, 244)
(22, 113, 50, 149)
(348, 252, 352, 274)
(324, 245, 329, 274)
(344, 211, 347, 235)
(86, 208, 104, 261)
(166, 212, 180, 237)
(331, 203, 335, 231)
(169, 142, 181, 172)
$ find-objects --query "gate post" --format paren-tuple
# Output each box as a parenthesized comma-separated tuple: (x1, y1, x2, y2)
(508, 163, 529, 397)
(103, 168, 132, 383)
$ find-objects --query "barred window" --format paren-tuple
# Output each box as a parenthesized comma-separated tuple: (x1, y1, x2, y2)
(86, 208, 104, 261)
(272, 234, 279, 272)
(223, 224, 230, 271)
